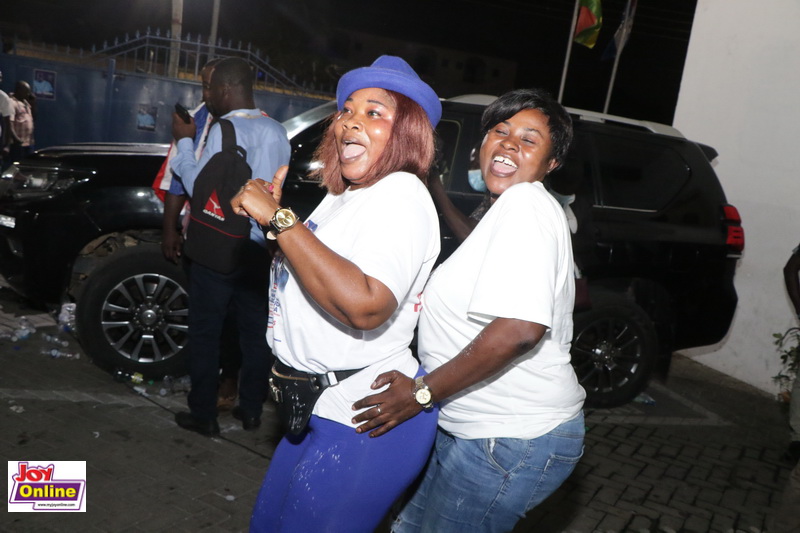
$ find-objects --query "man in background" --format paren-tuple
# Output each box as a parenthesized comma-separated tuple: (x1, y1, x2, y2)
(153, 58, 240, 411)
(8, 80, 35, 165)
(170, 57, 290, 436)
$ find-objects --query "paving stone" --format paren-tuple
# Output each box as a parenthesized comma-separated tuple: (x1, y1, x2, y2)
(2, 292, 796, 532)
(683, 514, 712, 532)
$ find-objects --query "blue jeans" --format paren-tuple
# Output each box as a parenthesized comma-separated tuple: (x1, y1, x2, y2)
(393, 412, 585, 533)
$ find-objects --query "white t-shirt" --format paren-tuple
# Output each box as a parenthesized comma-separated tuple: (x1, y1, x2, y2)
(419, 181, 586, 440)
(0, 90, 12, 141)
(0, 91, 12, 118)
(268, 171, 440, 427)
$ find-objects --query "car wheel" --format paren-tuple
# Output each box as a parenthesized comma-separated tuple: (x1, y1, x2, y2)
(75, 244, 189, 378)
(570, 291, 658, 408)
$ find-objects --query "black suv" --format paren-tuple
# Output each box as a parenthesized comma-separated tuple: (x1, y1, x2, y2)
(0, 97, 744, 407)
(0, 142, 190, 379)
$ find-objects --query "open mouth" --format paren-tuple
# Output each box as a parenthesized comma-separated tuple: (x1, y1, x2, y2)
(490, 155, 517, 176)
(341, 140, 366, 160)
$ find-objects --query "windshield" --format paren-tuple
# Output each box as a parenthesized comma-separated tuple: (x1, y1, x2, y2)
(282, 101, 337, 139)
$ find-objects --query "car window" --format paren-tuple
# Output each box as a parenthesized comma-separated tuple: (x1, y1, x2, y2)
(548, 133, 592, 199)
(432, 118, 463, 189)
(286, 115, 329, 183)
(593, 132, 690, 211)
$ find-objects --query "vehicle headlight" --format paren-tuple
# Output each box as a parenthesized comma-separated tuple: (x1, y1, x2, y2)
(0, 214, 15, 228)
(0, 164, 82, 198)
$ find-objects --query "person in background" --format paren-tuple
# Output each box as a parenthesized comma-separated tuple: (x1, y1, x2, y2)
(427, 140, 489, 242)
(231, 55, 441, 533)
(353, 88, 586, 533)
(0, 70, 13, 170)
(170, 57, 290, 436)
(152, 58, 240, 410)
(154, 58, 221, 262)
(8, 80, 35, 164)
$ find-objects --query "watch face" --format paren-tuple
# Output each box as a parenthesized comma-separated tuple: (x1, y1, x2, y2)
(415, 388, 432, 405)
(275, 209, 296, 228)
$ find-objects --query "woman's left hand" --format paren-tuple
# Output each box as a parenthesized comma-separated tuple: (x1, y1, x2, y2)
(230, 166, 288, 225)
(352, 371, 423, 438)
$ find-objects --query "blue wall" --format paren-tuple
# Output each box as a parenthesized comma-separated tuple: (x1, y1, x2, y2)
(0, 54, 329, 149)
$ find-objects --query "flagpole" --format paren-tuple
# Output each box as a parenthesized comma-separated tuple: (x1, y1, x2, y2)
(558, 0, 581, 103)
(603, 46, 622, 114)
(603, 0, 633, 114)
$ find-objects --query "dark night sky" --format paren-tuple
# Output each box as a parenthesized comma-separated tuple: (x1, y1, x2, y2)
(1, 0, 697, 125)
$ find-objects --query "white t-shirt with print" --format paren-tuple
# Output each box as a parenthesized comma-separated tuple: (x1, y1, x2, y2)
(419, 181, 586, 440)
(268, 171, 440, 427)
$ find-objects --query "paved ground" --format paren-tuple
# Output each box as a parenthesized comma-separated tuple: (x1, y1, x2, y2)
(1, 283, 796, 533)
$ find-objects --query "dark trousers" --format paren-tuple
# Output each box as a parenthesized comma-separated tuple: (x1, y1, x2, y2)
(187, 241, 272, 421)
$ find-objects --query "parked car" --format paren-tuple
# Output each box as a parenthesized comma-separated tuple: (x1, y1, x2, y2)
(0, 96, 744, 407)
(0, 142, 189, 379)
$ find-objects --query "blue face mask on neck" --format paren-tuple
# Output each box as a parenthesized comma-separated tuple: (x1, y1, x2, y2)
(468, 169, 487, 192)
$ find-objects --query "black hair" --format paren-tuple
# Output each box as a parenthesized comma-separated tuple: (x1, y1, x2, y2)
(211, 57, 253, 88)
(480, 88, 573, 170)
(203, 57, 224, 70)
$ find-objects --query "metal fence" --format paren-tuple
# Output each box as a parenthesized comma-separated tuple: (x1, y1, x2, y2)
(3, 28, 333, 98)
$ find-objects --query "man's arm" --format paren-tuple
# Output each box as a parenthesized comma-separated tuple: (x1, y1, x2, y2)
(161, 192, 187, 264)
(784, 247, 800, 318)
(8, 102, 22, 145)
(169, 116, 218, 197)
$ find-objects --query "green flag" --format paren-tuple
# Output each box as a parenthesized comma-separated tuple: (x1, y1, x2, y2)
(574, 0, 603, 49)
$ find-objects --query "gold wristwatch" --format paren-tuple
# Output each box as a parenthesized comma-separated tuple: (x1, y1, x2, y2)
(412, 376, 433, 409)
(266, 207, 299, 239)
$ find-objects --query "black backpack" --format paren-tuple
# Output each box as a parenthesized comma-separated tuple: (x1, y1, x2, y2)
(182, 119, 253, 274)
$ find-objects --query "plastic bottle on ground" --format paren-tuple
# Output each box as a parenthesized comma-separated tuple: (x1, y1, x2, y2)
(58, 303, 77, 333)
(40, 348, 80, 359)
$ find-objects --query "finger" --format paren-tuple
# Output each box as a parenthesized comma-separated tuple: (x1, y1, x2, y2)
(271, 165, 288, 203)
(371, 370, 400, 389)
(230, 195, 249, 216)
(353, 407, 384, 432)
(369, 424, 393, 438)
(272, 166, 288, 189)
(352, 392, 384, 411)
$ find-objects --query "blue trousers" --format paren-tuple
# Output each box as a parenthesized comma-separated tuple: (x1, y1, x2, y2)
(187, 241, 271, 421)
(393, 413, 585, 533)
(250, 389, 439, 532)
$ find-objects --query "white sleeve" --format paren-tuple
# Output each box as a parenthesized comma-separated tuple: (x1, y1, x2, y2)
(169, 124, 221, 197)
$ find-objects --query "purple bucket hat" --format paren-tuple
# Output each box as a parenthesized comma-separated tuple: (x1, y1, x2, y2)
(336, 55, 442, 127)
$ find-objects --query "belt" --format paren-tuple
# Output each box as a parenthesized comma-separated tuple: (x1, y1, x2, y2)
(272, 359, 365, 390)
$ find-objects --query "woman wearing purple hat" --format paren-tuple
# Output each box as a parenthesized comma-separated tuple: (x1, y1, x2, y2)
(231, 55, 441, 532)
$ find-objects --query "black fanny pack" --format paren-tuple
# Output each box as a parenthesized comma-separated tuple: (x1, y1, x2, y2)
(269, 359, 364, 435)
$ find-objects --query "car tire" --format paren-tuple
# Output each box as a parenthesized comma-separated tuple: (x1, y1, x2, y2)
(75, 243, 190, 379)
(570, 291, 658, 408)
